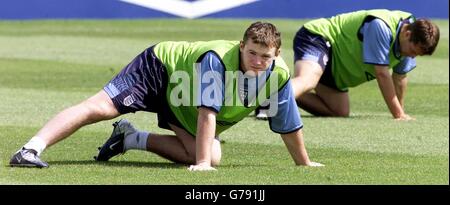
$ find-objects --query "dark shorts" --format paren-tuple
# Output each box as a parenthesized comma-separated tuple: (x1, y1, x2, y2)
(293, 27, 344, 92)
(103, 46, 183, 131)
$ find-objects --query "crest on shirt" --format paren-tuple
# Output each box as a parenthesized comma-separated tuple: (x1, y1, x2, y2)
(239, 86, 249, 106)
(123, 94, 136, 106)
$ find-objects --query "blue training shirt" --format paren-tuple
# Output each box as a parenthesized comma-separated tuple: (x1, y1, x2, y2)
(360, 18, 416, 74)
(197, 51, 302, 133)
(196, 52, 225, 113)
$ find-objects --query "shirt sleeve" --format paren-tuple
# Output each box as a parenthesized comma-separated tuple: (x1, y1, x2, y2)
(196, 52, 225, 113)
(393, 57, 417, 74)
(362, 19, 392, 65)
(268, 80, 303, 134)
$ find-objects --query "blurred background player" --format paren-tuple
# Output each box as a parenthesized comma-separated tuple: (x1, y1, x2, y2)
(255, 9, 440, 120)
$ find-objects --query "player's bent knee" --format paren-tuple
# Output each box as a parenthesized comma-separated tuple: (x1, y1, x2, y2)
(333, 109, 349, 117)
(80, 99, 117, 122)
(211, 139, 222, 166)
(211, 152, 221, 166)
(211, 158, 221, 167)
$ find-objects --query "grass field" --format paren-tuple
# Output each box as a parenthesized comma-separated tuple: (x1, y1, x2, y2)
(0, 19, 448, 185)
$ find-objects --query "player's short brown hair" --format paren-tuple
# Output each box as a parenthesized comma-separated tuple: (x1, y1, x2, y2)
(243, 21, 282, 49)
(407, 19, 440, 55)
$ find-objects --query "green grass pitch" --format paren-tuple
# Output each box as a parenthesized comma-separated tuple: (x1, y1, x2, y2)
(0, 19, 448, 184)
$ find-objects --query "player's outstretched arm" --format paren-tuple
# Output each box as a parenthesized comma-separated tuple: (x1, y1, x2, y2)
(374, 65, 414, 120)
(281, 129, 324, 167)
(188, 107, 218, 171)
(391, 72, 415, 121)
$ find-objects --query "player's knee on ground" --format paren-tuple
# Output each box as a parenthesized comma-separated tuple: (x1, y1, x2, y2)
(211, 139, 222, 166)
(185, 138, 221, 166)
(211, 156, 221, 166)
(331, 108, 350, 117)
(186, 140, 221, 166)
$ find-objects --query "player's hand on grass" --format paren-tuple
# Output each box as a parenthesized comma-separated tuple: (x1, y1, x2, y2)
(307, 161, 324, 167)
(188, 163, 217, 171)
(395, 114, 415, 121)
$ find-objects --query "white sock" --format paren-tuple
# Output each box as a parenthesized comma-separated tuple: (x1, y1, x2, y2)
(124, 131, 149, 151)
(23, 137, 47, 156)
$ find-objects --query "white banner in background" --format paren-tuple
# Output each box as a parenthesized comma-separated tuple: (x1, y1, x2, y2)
(119, 0, 259, 19)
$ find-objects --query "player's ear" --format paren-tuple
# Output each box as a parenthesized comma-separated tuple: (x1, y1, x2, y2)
(402, 24, 412, 41)
(406, 30, 413, 41)
(275, 48, 281, 57)
(239, 40, 245, 51)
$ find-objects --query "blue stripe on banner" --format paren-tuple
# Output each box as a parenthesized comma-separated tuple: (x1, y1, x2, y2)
(0, 0, 447, 19)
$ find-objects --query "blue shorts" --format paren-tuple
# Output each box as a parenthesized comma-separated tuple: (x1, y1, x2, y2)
(104, 46, 183, 130)
(293, 27, 344, 92)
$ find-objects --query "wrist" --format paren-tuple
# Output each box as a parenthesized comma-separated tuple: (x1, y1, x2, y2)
(391, 105, 406, 118)
(296, 156, 311, 166)
(393, 111, 405, 118)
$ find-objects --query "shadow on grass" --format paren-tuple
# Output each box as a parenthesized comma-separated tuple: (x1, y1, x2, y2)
(247, 113, 370, 120)
(46, 160, 270, 169)
(47, 160, 186, 169)
(298, 115, 370, 119)
(218, 164, 270, 168)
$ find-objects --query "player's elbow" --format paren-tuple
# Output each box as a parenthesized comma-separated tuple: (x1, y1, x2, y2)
(374, 68, 390, 79)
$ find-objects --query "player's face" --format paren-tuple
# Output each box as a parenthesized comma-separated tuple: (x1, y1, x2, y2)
(400, 30, 425, 58)
(240, 40, 279, 76)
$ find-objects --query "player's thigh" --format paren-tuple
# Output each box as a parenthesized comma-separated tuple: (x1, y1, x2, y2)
(292, 60, 324, 96)
(82, 90, 120, 119)
(294, 60, 324, 78)
(315, 83, 350, 116)
(292, 27, 330, 95)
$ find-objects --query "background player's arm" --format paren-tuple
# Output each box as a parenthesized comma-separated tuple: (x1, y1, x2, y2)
(392, 72, 408, 108)
(374, 65, 413, 120)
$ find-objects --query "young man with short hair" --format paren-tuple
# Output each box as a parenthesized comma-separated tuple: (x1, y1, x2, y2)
(10, 22, 323, 170)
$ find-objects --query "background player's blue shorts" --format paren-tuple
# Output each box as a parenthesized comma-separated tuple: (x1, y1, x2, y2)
(293, 27, 345, 92)
(103, 46, 183, 130)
